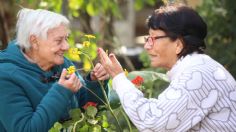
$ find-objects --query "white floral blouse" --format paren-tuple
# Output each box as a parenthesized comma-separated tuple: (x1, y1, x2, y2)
(112, 53, 236, 132)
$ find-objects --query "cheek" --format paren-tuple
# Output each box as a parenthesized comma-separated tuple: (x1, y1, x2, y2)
(50, 47, 60, 53)
(152, 44, 166, 57)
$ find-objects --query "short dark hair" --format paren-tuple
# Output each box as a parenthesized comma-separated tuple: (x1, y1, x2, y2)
(146, 4, 207, 58)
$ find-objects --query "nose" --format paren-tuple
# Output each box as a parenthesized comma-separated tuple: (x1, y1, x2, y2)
(61, 40, 69, 51)
(144, 41, 152, 50)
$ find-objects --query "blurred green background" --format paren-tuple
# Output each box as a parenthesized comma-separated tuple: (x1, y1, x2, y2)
(0, 0, 235, 79)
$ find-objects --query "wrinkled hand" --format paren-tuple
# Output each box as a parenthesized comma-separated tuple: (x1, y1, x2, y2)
(90, 63, 110, 81)
(58, 69, 82, 93)
(97, 48, 123, 78)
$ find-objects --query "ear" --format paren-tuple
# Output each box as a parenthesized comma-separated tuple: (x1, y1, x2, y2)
(29, 35, 38, 49)
(175, 39, 183, 54)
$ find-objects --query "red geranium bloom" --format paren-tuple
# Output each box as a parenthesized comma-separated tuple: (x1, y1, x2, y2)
(131, 76, 144, 86)
(83, 101, 97, 109)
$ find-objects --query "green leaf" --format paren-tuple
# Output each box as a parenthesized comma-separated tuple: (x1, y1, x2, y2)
(69, 108, 82, 121)
(49, 122, 62, 132)
(102, 121, 109, 128)
(87, 118, 98, 125)
(86, 106, 98, 117)
(48, 128, 57, 132)
(62, 121, 73, 129)
(91, 125, 101, 132)
(134, 0, 144, 11)
(102, 114, 107, 121)
(108, 89, 121, 109)
(86, 3, 97, 16)
(69, 0, 83, 10)
(139, 51, 151, 68)
(54, 122, 63, 129)
(79, 124, 89, 132)
(27, 0, 33, 4)
(72, 11, 79, 17)
(127, 71, 169, 82)
(146, 0, 156, 6)
(110, 2, 122, 19)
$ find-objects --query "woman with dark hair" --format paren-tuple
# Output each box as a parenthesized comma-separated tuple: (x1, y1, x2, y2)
(98, 4, 236, 131)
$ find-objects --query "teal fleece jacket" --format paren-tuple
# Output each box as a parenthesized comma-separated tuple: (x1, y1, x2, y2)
(0, 41, 109, 132)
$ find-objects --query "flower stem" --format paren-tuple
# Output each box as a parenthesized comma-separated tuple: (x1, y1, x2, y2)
(98, 81, 122, 131)
(120, 108, 132, 132)
(73, 113, 84, 132)
(82, 52, 123, 131)
(82, 86, 107, 105)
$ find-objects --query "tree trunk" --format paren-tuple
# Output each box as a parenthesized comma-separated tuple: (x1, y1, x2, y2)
(0, 2, 10, 50)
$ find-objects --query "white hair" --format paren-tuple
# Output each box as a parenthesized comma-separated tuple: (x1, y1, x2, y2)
(16, 8, 70, 50)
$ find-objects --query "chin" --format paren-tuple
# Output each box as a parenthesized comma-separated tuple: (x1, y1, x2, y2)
(55, 59, 64, 65)
(151, 62, 166, 69)
(150, 62, 159, 68)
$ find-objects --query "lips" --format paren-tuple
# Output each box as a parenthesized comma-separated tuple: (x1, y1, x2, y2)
(56, 52, 64, 57)
(149, 54, 157, 59)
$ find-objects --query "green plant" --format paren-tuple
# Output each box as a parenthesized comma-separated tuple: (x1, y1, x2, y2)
(49, 34, 133, 132)
(196, 0, 236, 78)
(127, 70, 169, 98)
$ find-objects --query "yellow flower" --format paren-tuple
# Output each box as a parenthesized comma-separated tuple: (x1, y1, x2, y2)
(83, 41, 90, 47)
(69, 48, 81, 55)
(68, 48, 81, 61)
(84, 34, 96, 39)
(124, 69, 128, 76)
(83, 59, 92, 72)
(67, 66, 76, 75)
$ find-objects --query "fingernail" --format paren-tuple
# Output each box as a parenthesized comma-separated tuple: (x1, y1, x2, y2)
(109, 53, 114, 57)
(97, 48, 100, 53)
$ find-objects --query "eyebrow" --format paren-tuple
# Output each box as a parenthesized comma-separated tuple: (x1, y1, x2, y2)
(54, 34, 70, 40)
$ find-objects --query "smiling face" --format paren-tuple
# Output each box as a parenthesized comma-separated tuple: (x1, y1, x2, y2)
(29, 24, 69, 70)
(144, 29, 183, 70)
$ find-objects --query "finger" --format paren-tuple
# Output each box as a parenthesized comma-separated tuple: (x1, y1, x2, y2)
(94, 69, 107, 78)
(60, 69, 67, 81)
(109, 53, 121, 66)
(73, 79, 80, 92)
(97, 48, 106, 64)
(68, 73, 77, 82)
(109, 53, 123, 71)
(93, 64, 105, 76)
(73, 77, 78, 87)
(93, 63, 102, 72)
(90, 71, 95, 77)
(76, 80, 83, 90)
(98, 48, 111, 65)
(97, 74, 110, 80)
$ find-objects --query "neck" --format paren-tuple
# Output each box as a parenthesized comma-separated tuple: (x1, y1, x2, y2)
(22, 49, 52, 71)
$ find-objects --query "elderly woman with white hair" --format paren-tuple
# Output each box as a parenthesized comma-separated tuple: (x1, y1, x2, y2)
(0, 8, 109, 132)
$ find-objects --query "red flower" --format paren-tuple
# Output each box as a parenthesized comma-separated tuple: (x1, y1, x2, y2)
(83, 101, 97, 109)
(131, 76, 144, 86)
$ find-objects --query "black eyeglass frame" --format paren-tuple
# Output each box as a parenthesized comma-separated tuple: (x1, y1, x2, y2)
(144, 35, 170, 43)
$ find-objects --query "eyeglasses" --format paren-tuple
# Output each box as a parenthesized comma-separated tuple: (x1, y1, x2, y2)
(144, 35, 169, 48)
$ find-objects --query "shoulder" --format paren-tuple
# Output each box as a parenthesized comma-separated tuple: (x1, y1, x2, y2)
(0, 65, 19, 85)
(171, 55, 233, 92)
(0, 62, 17, 75)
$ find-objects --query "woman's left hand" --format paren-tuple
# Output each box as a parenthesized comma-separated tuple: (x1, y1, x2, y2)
(90, 63, 110, 81)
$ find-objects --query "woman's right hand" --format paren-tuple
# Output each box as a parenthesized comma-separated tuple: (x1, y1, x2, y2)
(58, 69, 82, 93)
(97, 48, 124, 78)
